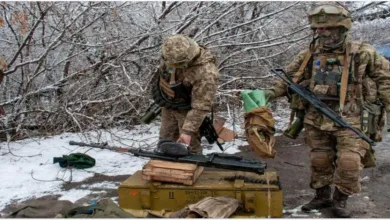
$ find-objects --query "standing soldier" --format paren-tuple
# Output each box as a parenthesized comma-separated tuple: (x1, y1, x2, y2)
(153, 34, 219, 154)
(264, 4, 390, 217)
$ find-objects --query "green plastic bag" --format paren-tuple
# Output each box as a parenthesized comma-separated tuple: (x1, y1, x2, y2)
(240, 90, 269, 112)
(53, 153, 96, 169)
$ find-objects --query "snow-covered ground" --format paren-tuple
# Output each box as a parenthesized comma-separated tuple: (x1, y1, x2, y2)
(0, 110, 291, 214)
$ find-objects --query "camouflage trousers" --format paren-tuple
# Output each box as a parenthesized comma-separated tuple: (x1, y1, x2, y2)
(160, 108, 202, 154)
(304, 124, 369, 195)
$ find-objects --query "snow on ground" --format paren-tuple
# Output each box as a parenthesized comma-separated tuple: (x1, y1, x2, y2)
(0, 123, 162, 212)
(0, 110, 291, 214)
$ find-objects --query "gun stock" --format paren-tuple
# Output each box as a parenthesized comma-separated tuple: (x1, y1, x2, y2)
(200, 116, 224, 151)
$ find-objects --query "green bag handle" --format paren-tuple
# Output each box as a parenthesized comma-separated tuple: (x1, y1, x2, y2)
(241, 90, 269, 112)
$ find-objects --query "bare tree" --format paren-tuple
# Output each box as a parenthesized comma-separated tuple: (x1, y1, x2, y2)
(0, 1, 388, 142)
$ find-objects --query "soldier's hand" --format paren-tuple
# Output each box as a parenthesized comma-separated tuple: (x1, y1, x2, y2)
(387, 112, 390, 132)
(177, 134, 191, 145)
(264, 90, 276, 103)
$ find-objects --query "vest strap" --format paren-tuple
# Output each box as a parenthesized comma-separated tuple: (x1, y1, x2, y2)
(339, 43, 352, 113)
(293, 50, 312, 83)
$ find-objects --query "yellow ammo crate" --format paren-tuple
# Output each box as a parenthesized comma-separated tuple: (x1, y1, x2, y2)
(118, 169, 283, 218)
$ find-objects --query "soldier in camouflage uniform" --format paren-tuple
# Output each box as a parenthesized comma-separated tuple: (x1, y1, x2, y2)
(264, 4, 390, 217)
(156, 35, 219, 154)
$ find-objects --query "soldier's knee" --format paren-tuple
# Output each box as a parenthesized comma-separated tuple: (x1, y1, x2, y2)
(337, 151, 360, 171)
(310, 151, 332, 168)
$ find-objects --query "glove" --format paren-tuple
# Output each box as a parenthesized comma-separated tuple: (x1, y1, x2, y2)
(387, 111, 390, 132)
(264, 89, 276, 102)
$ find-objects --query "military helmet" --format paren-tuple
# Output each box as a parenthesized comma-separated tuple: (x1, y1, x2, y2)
(162, 35, 200, 67)
(308, 4, 352, 30)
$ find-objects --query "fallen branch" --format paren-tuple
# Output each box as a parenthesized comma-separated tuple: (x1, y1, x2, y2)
(284, 161, 305, 167)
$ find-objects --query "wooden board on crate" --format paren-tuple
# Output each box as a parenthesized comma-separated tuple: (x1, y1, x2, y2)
(142, 159, 204, 185)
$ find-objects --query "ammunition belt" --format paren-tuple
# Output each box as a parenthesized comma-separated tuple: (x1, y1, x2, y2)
(222, 175, 282, 189)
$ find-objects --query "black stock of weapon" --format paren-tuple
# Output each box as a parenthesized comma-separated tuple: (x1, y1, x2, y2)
(199, 116, 224, 151)
(68, 141, 266, 174)
(271, 68, 376, 146)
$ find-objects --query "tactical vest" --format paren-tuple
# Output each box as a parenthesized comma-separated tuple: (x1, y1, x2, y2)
(151, 63, 192, 110)
(310, 52, 346, 101)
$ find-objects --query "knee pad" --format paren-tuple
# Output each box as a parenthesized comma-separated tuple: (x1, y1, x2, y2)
(310, 151, 331, 168)
(337, 151, 360, 171)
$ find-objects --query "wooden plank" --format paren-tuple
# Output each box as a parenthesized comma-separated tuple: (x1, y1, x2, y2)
(192, 166, 204, 181)
(147, 160, 197, 171)
(143, 167, 195, 176)
(141, 160, 204, 186)
(142, 174, 194, 186)
(142, 166, 204, 185)
(142, 171, 193, 180)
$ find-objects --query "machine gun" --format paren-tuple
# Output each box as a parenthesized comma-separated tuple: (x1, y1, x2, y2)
(271, 68, 376, 146)
(129, 148, 266, 175)
(69, 141, 266, 175)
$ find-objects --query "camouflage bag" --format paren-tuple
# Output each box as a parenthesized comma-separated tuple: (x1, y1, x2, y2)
(244, 107, 276, 158)
(65, 199, 134, 218)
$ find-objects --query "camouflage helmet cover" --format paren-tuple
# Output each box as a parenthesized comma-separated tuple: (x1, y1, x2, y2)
(162, 34, 200, 66)
(308, 4, 352, 30)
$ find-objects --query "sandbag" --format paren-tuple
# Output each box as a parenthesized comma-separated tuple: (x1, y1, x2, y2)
(244, 107, 276, 158)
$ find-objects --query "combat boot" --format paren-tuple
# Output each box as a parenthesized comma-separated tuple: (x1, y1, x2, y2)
(332, 187, 351, 218)
(301, 185, 333, 212)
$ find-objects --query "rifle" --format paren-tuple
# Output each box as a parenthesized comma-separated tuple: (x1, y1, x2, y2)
(69, 141, 266, 175)
(271, 68, 376, 146)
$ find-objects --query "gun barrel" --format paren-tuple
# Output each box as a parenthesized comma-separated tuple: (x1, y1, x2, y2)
(69, 141, 91, 147)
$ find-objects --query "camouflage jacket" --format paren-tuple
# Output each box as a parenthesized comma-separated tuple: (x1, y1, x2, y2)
(160, 46, 220, 135)
(270, 40, 390, 131)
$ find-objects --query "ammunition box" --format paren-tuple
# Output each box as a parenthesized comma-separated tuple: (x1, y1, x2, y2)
(118, 170, 283, 218)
